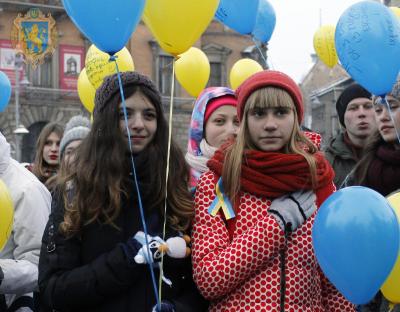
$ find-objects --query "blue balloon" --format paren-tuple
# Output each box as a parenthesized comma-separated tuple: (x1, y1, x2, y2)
(335, 1, 400, 96)
(312, 187, 399, 305)
(0, 71, 11, 112)
(62, 0, 145, 54)
(252, 0, 276, 43)
(215, 0, 259, 35)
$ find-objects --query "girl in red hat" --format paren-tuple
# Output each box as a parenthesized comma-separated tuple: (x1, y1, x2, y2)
(185, 87, 238, 190)
(191, 70, 355, 311)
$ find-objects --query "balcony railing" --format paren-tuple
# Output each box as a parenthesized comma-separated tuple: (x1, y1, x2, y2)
(14, 86, 194, 113)
(0, 0, 64, 13)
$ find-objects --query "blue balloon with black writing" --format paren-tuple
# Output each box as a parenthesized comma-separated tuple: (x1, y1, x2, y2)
(0, 71, 11, 112)
(335, 1, 400, 96)
(62, 0, 145, 55)
(312, 186, 399, 304)
(215, 0, 259, 35)
(252, 0, 276, 43)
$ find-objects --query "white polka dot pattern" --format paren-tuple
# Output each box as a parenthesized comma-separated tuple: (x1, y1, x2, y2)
(192, 171, 355, 312)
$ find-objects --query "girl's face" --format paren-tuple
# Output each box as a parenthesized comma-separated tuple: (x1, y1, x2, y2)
(43, 132, 61, 165)
(374, 95, 400, 146)
(247, 105, 295, 152)
(64, 139, 82, 166)
(204, 105, 239, 148)
(119, 91, 157, 154)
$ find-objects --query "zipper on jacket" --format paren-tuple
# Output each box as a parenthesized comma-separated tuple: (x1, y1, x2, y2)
(280, 223, 291, 312)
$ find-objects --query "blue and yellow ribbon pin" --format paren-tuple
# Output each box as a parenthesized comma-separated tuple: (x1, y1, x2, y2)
(208, 177, 235, 220)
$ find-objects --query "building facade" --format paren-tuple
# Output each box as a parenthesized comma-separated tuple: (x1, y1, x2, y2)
(0, 0, 265, 161)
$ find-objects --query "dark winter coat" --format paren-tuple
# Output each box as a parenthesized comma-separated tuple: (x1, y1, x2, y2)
(324, 132, 357, 188)
(38, 188, 207, 312)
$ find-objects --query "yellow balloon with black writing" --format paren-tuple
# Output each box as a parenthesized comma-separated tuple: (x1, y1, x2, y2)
(143, 0, 219, 56)
(381, 192, 400, 304)
(77, 68, 96, 113)
(229, 59, 263, 90)
(85, 45, 134, 89)
(0, 179, 13, 251)
(175, 47, 210, 97)
(313, 25, 338, 68)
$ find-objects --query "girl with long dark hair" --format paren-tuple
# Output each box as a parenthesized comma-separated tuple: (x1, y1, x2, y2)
(38, 72, 206, 312)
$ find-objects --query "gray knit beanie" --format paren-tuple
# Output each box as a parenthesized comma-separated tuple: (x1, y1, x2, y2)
(94, 71, 161, 116)
(60, 115, 91, 156)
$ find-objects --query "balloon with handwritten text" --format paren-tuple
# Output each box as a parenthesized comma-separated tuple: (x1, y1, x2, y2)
(335, 1, 400, 96)
(85, 45, 134, 89)
(215, 0, 259, 34)
(313, 25, 338, 68)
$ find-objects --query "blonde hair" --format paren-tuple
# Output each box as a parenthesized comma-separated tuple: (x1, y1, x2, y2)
(222, 87, 318, 203)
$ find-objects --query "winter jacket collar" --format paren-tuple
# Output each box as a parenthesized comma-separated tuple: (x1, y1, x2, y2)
(325, 132, 355, 160)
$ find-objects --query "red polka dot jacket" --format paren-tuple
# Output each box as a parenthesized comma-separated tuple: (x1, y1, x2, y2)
(192, 170, 356, 312)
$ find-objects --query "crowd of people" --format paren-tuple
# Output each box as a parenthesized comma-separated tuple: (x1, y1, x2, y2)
(0, 68, 399, 312)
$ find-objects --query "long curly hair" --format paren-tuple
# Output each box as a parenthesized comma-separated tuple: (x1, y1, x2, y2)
(59, 82, 193, 237)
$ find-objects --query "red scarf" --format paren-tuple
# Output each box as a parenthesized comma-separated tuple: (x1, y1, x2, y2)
(208, 146, 334, 200)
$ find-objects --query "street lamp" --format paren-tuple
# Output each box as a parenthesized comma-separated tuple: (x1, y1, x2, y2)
(13, 52, 30, 162)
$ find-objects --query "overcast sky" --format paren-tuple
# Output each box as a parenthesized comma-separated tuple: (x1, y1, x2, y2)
(266, 0, 367, 82)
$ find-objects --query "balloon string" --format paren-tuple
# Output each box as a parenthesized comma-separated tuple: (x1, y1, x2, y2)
(383, 96, 400, 144)
(252, 38, 268, 68)
(110, 55, 160, 308)
(158, 59, 175, 303)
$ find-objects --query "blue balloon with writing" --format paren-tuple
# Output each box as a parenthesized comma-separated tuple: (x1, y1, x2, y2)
(335, 1, 400, 96)
(215, 0, 259, 35)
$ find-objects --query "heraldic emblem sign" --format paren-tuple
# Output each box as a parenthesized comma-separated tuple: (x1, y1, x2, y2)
(11, 8, 58, 69)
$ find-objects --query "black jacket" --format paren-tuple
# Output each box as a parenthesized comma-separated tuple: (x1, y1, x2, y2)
(38, 189, 207, 312)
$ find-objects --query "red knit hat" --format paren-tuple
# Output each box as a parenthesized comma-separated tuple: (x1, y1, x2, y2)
(235, 70, 304, 123)
(204, 95, 237, 125)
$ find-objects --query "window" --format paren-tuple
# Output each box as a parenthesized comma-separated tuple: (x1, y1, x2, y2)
(158, 55, 176, 96)
(208, 62, 222, 87)
(26, 55, 52, 88)
(202, 43, 231, 87)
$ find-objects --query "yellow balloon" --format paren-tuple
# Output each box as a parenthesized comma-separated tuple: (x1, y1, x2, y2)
(313, 25, 338, 68)
(381, 192, 400, 304)
(85, 45, 134, 89)
(77, 68, 96, 113)
(175, 47, 210, 97)
(229, 59, 263, 90)
(143, 0, 219, 56)
(0, 179, 14, 251)
(390, 6, 400, 19)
